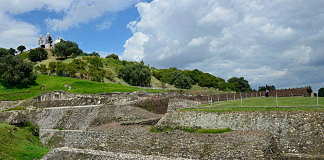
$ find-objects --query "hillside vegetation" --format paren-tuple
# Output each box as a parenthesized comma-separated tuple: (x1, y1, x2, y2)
(1, 41, 254, 101)
(0, 74, 162, 101)
(0, 123, 48, 160)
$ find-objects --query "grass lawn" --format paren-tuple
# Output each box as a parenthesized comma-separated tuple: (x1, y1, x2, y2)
(0, 74, 163, 101)
(0, 123, 49, 160)
(180, 97, 324, 112)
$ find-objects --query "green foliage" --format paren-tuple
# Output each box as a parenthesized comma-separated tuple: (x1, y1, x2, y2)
(28, 48, 48, 62)
(0, 74, 162, 101)
(106, 54, 119, 60)
(227, 77, 251, 92)
(319, 88, 324, 97)
(35, 64, 48, 74)
(173, 73, 192, 89)
(0, 48, 15, 57)
(17, 45, 26, 53)
(258, 85, 276, 91)
(119, 63, 152, 87)
(0, 55, 36, 88)
(154, 68, 226, 90)
(53, 40, 82, 59)
(150, 126, 232, 134)
(0, 123, 49, 160)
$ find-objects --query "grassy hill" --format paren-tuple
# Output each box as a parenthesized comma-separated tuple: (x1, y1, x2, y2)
(0, 123, 48, 160)
(0, 74, 162, 101)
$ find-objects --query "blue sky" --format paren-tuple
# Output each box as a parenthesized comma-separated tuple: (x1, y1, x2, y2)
(0, 0, 323, 91)
(13, 3, 141, 56)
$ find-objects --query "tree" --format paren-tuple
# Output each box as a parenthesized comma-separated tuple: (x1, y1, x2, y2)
(8, 48, 16, 55)
(53, 40, 82, 59)
(319, 88, 324, 97)
(0, 48, 15, 57)
(106, 54, 119, 60)
(119, 63, 152, 87)
(48, 62, 57, 74)
(28, 48, 48, 62)
(17, 45, 26, 54)
(174, 73, 192, 89)
(0, 55, 36, 87)
(227, 77, 252, 92)
(259, 85, 276, 91)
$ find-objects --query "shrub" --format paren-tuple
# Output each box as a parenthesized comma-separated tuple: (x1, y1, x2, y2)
(53, 40, 82, 59)
(28, 48, 48, 62)
(319, 88, 324, 97)
(0, 55, 36, 88)
(35, 64, 48, 74)
(106, 54, 119, 60)
(174, 73, 192, 89)
(119, 63, 152, 87)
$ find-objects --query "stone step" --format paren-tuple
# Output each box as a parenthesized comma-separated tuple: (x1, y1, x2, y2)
(283, 153, 324, 160)
(39, 128, 282, 160)
(42, 147, 192, 160)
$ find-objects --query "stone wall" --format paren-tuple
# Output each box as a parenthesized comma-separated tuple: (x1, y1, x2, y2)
(157, 111, 324, 156)
(0, 104, 160, 130)
(42, 147, 192, 160)
(40, 128, 280, 160)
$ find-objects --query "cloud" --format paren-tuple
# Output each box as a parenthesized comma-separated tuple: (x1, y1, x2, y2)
(96, 21, 112, 30)
(46, 0, 140, 31)
(122, 0, 324, 90)
(0, 0, 74, 49)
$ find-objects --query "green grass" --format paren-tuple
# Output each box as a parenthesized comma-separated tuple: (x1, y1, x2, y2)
(0, 74, 163, 101)
(1, 106, 26, 112)
(0, 123, 49, 160)
(181, 97, 324, 112)
(150, 126, 232, 134)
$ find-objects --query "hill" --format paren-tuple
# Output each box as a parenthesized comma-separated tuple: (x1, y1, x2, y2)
(0, 74, 162, 101)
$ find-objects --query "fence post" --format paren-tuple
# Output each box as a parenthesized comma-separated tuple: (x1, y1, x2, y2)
(276, 91, 279, 107)
(234, 94, 236, 100)
(317, 92, 319, 106)
(240, 92, 243, 107)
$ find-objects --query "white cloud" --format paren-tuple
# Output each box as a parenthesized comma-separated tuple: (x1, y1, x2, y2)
(122, 0, 324, 90)
(96, 21, 112, 30)
(46, 0, 140, 31)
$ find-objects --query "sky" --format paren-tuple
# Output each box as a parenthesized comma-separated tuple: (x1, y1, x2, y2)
(0, 0, 323, 91)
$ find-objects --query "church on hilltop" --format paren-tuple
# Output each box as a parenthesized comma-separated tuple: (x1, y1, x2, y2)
(38, 33, 63, 49)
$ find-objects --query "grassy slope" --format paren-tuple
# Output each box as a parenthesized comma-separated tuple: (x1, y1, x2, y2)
(0, 123, 48, 160)
(181, 97, 324, 112)
(0, 74, 162, 101)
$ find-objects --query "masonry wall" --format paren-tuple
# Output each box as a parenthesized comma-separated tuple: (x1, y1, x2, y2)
(157, 111, 324, 155)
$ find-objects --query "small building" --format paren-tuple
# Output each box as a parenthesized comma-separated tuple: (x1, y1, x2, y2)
(38, 33, 63, 49)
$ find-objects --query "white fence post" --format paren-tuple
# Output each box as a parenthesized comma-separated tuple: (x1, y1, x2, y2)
(240, 92, 243, 107)
(317, 92, 319, 106)
(276, 91, 279, 107)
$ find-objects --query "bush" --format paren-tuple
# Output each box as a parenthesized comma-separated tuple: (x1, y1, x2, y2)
(106, 54, 119, 60)
(0, 55, 36, 87)
(0, 48, 14, 57)
(319, 88, 324, 97)
(17, 45, 26, 53)
(35, 64, 48, 74)
(29, 48, 48, 62)
(227, 77, 251, 92)
(174, 73, 192, 89)
(119, 63, 152, 87)
(53, 40, 82, 59)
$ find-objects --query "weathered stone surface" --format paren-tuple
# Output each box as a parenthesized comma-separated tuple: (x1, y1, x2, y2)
(40, 128, 281, 160)
(0, 104, 161, 130)
(157, 111, 324, 155)
(42, 147, 193, 160)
